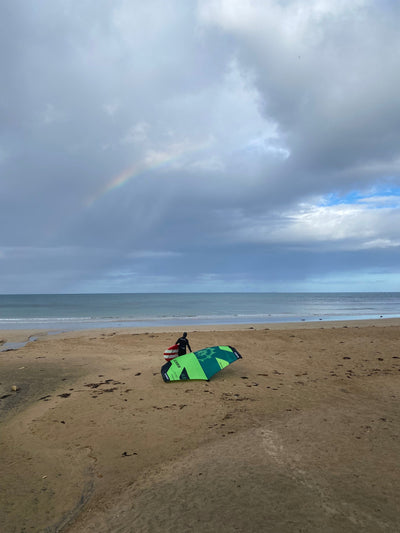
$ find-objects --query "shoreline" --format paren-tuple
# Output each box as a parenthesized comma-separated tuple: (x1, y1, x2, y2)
(2, 316, 400, 344)
(1, 318, 400, 532)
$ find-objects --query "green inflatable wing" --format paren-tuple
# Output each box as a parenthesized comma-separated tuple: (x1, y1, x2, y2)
(161, 345, 242, 382)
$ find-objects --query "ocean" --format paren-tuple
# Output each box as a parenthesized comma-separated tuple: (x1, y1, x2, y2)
(0, 292, 399, 331)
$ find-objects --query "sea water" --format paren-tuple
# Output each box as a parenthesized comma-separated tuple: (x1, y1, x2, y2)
(0, 292, 399, 331)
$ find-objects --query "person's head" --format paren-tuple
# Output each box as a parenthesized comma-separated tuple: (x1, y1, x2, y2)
(183, 332, 187, 338)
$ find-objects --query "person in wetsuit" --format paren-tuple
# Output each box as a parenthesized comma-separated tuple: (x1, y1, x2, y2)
(176, 332, 192, 355)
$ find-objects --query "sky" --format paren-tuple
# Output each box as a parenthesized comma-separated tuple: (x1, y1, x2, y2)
(1, 0, 400, 294)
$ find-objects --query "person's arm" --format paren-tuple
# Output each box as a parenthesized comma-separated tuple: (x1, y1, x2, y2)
(187, 341, 192, 352)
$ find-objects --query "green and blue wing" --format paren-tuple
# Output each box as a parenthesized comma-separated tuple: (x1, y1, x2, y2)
(161, 345, 242, 382)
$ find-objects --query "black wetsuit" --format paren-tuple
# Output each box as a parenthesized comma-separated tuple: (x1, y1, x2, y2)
(176, 336, 192, 356)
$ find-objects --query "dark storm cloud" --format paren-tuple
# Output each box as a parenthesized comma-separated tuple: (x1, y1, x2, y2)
(1, 0, 400, 292)
(209, 0, 400, 199)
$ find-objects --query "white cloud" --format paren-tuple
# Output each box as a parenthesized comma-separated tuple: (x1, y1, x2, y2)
(103, 101, 120, 117)
(360, 239, 400, 250)
(121, 122, 150, 144)
(231, 195, 400, 250)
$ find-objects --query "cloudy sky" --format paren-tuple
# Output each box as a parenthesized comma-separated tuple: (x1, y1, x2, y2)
(1, 0, 400, 293)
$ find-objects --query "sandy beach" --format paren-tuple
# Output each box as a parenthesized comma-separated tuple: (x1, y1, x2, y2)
(1, 319, 400, 532)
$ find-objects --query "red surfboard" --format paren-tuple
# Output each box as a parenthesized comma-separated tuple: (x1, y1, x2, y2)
(163, 344, 179, 362)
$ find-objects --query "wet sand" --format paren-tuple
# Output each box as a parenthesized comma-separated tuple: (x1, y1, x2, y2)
(1, 319, 400, 532)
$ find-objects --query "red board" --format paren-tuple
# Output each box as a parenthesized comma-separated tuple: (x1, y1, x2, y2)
(163, 344, 179, 362)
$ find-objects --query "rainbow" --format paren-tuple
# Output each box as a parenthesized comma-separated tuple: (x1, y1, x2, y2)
(86, 138, 212, 208)
(86, 161, 144, 208)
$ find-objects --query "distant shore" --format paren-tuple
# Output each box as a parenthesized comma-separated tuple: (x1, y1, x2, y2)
(1, 318, 400, 532)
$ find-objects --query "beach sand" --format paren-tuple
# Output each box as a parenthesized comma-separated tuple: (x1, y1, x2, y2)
(1, 319, 400, 532)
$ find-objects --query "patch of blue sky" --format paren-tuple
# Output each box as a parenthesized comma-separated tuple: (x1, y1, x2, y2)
(321, 186, 400, 209)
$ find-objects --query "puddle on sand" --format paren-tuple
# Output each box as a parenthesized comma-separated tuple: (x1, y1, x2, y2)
(0, 336, 38, 352)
